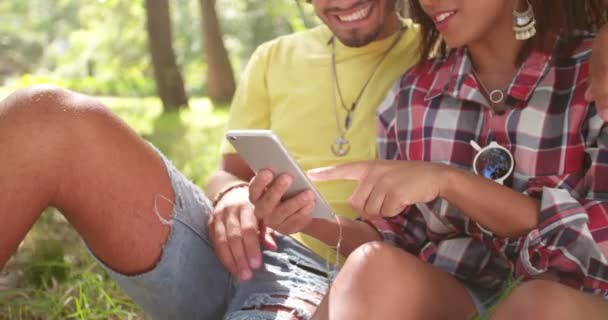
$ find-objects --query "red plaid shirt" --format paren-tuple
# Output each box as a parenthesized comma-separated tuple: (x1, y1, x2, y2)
(374, 35, 608, 296)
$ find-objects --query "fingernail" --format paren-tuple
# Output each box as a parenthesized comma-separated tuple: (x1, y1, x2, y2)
(261, 170, 274, 179)
(307, 168, 320, 176)
(240, 269, 252, 281)
(250, 257, 261, 269)
(280, 175, 292, 185)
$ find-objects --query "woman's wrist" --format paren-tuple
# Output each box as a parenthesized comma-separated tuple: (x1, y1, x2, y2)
(436, 163, 461, 201)
(301, 216, 383, 256)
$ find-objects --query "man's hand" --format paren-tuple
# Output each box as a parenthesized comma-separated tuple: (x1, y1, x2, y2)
(587, 25, 608, 120)
(308, 160, 449, 219)
(208, 185, 277, 281)
(249, 169, 316, 235)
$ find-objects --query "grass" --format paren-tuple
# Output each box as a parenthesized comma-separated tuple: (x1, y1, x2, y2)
(0, 94, 228, 319)
(472, 278, 520, 320)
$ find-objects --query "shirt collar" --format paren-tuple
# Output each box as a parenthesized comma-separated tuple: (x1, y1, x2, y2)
(424, 45, 553, 108)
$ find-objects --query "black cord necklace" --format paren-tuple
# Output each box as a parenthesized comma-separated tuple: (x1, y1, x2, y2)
(330, 26, 405, 156)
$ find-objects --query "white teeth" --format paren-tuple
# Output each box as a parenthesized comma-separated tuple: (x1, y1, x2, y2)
(338, 5, 371, 22)
(435, 11, 455, 23)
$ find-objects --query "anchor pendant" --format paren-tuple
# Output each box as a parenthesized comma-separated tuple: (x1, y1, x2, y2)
(331, 136, 351, 157)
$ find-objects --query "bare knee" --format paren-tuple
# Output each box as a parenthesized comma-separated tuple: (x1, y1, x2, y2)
(3, 85, 97, 114)
(344, 241, 434, 292)
(327, 242, 428, 317)
(345, 241, 402, 274)
(334, 242, 397, 288)
(0, 85, 124, 200)
(2, 85, 121, 156)
(492, 280, 576, 320)
(325, 242, 395, 318)
(319, 242, 475, 320)
(1, 85, 113, 139)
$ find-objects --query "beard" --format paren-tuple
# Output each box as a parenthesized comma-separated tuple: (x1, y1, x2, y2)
(335, 25, 384, 47)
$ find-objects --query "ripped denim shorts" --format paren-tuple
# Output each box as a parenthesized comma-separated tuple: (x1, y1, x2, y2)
(95, 149, 331, 320)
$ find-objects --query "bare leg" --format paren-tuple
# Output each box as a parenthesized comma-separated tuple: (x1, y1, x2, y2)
(491, 280, 608, 320)
(312, 242, 477, 320)
(0, 85, 174, 275)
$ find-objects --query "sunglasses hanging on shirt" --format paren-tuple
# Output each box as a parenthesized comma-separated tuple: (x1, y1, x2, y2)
(470, 140, 514, 185)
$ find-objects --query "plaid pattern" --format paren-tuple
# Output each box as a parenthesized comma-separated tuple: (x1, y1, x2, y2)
(373, 35, 608, 295)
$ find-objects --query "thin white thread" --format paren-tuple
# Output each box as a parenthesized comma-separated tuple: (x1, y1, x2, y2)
(325, 212, 343, 287)
(153, 194, 174, 226)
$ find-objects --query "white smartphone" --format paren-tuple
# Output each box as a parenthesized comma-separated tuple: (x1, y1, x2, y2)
(225, 129, 335, 220)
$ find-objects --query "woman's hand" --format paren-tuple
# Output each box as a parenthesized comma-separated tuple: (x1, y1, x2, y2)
(309, 160, 450, 219)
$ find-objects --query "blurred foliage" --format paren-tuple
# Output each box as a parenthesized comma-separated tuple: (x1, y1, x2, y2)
(0, 0, 318, 97)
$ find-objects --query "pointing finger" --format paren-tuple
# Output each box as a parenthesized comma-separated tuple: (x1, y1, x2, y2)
(307, 161, 371, 182)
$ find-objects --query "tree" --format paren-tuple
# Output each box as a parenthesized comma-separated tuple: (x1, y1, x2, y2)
(294, 0, 314, 28)
(144, 0, 188, 110)
(199, 0, 235, 105)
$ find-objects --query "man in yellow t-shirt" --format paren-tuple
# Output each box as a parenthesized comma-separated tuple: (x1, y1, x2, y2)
(206, 0, 419, 317)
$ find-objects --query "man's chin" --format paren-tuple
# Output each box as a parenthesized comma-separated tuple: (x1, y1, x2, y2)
(335, 29, 381, 48)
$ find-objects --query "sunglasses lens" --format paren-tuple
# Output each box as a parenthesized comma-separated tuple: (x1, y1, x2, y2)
(475, 148, 512, 180)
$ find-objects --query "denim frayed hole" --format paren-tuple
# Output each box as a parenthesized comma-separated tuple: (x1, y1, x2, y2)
(289, 258, 329, 278)
(153, 194, 175, 226)
(229, 310, 300, 320)
(236, 292, 318, 320)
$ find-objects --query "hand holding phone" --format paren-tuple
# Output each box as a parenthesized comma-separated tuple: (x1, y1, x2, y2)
(226, 130, 335, 220)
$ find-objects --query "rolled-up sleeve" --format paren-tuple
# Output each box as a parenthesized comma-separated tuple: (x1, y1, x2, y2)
(474, 114, 608, 291)
(515, 188, 605, 282)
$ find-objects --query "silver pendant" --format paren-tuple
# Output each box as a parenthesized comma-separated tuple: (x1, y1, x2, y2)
(331, 136, 351, 157)
(489, 89, 505, 104)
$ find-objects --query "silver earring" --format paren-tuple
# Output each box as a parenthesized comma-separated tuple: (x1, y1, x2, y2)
(512, 0, 536, 40)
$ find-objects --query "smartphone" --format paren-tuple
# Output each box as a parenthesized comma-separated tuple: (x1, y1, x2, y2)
(225, 130, 335, 220)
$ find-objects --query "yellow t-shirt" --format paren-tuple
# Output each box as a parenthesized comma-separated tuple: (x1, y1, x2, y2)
(222, 20, 420, 264)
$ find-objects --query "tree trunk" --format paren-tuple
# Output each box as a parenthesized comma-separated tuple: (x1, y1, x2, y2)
(199, 0, 236, 106)
(294, 0, 313, 28)
(144, 0, 188, 111)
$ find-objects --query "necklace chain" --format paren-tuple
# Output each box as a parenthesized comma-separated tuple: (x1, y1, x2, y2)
(472, 69, 506, 105)
(330, 27, 405, 157)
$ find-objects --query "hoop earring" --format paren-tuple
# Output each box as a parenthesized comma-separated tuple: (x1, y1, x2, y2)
(512, 0, 536, 40)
